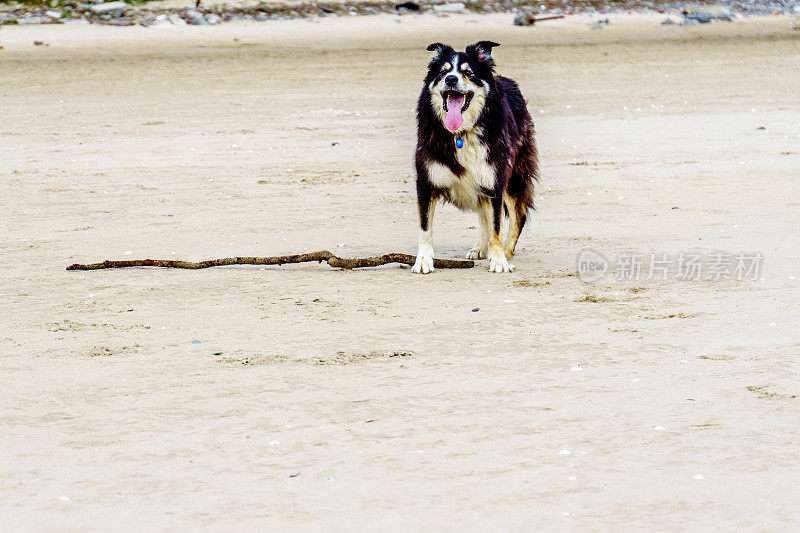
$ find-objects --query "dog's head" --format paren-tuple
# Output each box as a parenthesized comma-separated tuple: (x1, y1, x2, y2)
(423, 41, 499, 134)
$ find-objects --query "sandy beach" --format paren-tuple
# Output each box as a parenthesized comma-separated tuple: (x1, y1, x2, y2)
(2, 13, 800, 530)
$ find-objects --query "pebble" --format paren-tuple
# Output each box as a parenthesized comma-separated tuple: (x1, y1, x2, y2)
(19, 16, 53, 24)
(89, 1, 131, 15)
(432, 2, 467, 13)
(142, 14, 173, 28)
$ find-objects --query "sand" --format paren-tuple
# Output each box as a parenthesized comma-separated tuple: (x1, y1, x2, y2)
(1, 13, 799, 530)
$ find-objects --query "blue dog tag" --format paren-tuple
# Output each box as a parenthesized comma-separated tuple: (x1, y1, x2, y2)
(455, 138, 464, 149)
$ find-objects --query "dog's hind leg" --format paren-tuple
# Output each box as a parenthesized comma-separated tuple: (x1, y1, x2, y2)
(466, 207, 489, 260)
(503, 193, 528, 260)
(482, 197, 514, 273)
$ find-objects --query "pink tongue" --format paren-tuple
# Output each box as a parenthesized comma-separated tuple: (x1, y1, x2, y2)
(444, 94, 465, 131)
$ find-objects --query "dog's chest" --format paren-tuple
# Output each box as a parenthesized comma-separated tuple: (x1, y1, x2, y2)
(427, 131, 495, 211)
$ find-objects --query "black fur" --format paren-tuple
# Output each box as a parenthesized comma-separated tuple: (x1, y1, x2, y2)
(414, 41, 539, 255)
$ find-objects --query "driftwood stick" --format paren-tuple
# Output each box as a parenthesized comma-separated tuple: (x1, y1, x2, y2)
(534, 14, 566, 22)
(66, 251, 473, 271)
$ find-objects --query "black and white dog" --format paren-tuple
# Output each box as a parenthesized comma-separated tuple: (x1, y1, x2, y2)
(412, 41, 538, 274)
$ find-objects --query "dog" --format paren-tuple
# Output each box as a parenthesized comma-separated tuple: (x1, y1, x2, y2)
(411, 41, 538, 274)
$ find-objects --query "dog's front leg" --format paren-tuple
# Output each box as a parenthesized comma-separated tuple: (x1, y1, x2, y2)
(412, 185, 437, 274)
(483, 197, 514, 273)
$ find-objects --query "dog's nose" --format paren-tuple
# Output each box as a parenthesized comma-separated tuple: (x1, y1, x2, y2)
(444, 75, 458, 87)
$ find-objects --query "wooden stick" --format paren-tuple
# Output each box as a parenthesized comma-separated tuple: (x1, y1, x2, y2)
(66, 251, 474, 271)
(533, 14, 565, 22)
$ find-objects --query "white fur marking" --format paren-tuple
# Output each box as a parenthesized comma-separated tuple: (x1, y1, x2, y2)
(425, 129, 496, 211)
(412, 200, 437, 274)
(487, 236, 514, 273)
(412, 229, 434, 274)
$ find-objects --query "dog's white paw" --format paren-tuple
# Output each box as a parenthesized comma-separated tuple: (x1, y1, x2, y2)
(488, 252, 514, 273)
(466, 246, 486, 260)
(412, 253, 435, 274)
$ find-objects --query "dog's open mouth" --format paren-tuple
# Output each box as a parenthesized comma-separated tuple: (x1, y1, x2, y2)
(441, 90, 473, 131)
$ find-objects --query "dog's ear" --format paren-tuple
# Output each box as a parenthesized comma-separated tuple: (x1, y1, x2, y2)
(466, 41, 500, 64)
(426, 42, 455, 59)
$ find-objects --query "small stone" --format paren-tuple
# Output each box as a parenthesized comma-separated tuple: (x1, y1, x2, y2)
(89, 1, 131, 15)
(514, 10, 536, 26)
(432, 2, 466, 13)
(19, 16, 52, 24)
